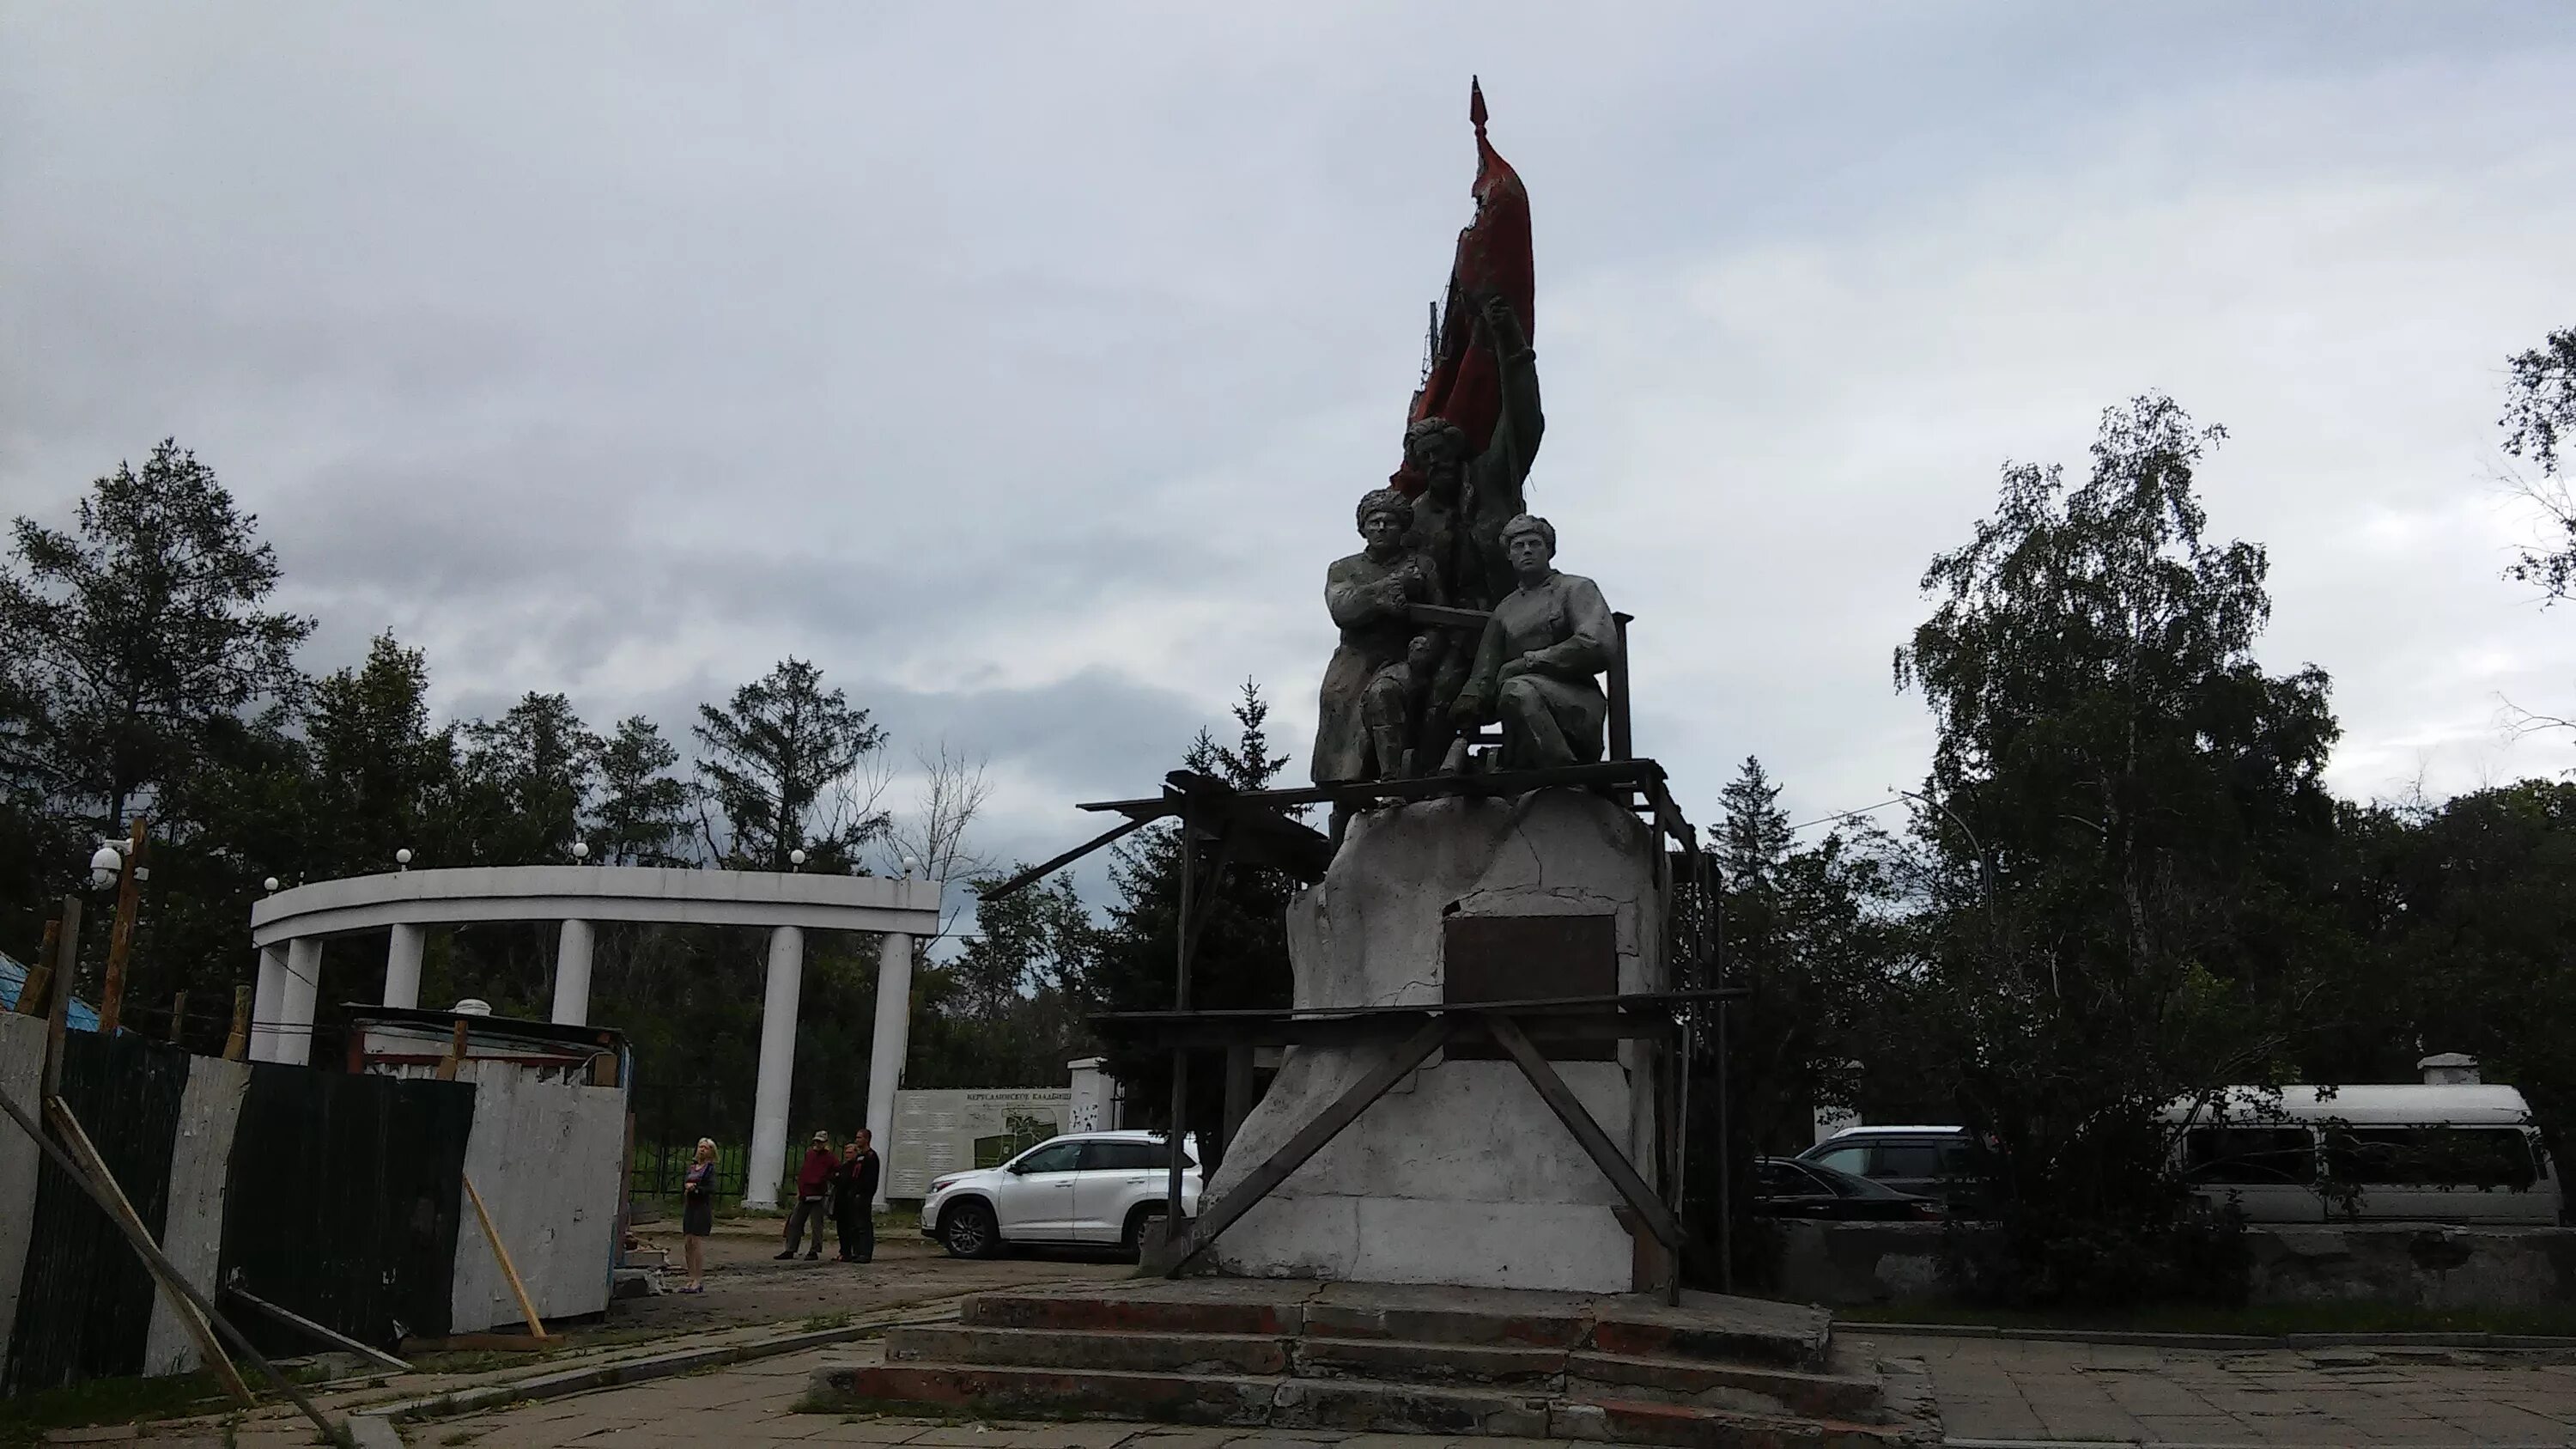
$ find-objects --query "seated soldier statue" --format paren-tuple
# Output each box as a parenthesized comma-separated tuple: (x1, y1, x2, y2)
(1449, 514, 1617, 770)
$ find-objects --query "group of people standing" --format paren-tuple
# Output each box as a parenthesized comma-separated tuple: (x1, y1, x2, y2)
(779, 1128, 881, 1263)
(674, 1127, 881, 1294)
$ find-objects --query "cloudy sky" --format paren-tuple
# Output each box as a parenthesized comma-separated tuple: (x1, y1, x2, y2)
(5, 4, 2573, 904)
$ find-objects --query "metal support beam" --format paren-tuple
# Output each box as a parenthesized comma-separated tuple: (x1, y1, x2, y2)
(1083, 758, 1671, 819)
(1608, 613, 1634, 762)
(1152, 1014, 1455, 1275)
(976, 815, 1149, 902)
(1484, 1012, 1682, 1254)
(225, 1278, 410, 1373)
(1163, 795, 1196, 1239)
(1713, 997, 1733, 1294)
(1220, 1044, 1255, 1173)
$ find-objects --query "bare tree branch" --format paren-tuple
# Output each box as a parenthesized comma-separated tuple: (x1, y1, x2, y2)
(879, 740, 995, 952)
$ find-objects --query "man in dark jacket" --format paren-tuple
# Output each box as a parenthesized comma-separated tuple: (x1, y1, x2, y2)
(776, 1130, 835, 1261)
(834, 1129, 883, 1263)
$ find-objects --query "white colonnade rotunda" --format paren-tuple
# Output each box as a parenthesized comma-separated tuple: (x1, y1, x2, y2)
(246, 857, 941, 1208)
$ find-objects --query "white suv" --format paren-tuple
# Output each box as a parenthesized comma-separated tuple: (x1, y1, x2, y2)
(921, 1130, 1202, 1258)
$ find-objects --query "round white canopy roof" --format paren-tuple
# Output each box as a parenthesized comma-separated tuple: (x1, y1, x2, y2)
(251, 865, 941, 949)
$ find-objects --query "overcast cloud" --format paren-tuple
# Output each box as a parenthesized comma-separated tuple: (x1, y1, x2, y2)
(5, 3, 2573, 904)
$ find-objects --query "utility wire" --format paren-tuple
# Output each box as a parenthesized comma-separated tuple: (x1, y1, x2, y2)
(1784, 797, 1904, 834)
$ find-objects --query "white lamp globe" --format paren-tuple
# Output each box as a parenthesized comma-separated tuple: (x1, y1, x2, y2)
(262, 876, 281, 893)
(571, 842, 590, 861)
(395, 848, 413, 866)
(902, 855, 920, 879)
(788, 848, 807, 868)
(89, 843, 124, 889)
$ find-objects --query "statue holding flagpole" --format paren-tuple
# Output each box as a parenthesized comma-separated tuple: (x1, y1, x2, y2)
(1316, 78, 1554, 792)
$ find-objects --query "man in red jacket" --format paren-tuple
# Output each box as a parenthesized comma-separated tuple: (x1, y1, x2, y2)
(776, 1130, 836, 1262)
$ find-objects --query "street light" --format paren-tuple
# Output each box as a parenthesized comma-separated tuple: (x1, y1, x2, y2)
(902, 855, 920, 880)
(262, 877, 281, 893)
(571, 842, 590, 862)
(88, 843, 124, 891)
(787, 849, 806, 869)
(395, 848, 413, 870)
(1893, 784, 2001, 946)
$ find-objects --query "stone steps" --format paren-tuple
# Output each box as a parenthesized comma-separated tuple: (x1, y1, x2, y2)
(818, 1361, 1918, 1448)
(885, 1323, 1886, 1420)
(890, 1324, 1293, 1378)
(952, 1280, 1832, 1368)
(816, 1282, 1940, 1447)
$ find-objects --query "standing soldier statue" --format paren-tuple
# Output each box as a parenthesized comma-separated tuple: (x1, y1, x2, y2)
(1312, 489, 1442, 802)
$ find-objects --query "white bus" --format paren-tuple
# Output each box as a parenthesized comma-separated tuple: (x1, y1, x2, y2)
(2159, 1084, 2560, 1226)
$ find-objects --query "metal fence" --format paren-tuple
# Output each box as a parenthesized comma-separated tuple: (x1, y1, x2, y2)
(628, 1082, 749, 1199)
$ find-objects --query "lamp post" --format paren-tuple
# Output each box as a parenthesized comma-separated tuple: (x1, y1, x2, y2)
(1893, 785, 2001, 951)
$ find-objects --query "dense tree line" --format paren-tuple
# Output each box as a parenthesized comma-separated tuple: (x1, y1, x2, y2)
(0, 441, 1095, 1167)
(1704, 357, 2576, 1304)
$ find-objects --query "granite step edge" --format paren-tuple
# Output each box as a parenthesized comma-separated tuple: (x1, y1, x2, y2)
(812, 1361, 1928, 1448)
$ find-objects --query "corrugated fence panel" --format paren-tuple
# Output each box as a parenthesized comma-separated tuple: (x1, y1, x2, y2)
(0, 1014, 50, 1380)
(216, 1067, 473, 1350)
(1, 1030, 191, 1394)
(142, 1055, 250, 1374)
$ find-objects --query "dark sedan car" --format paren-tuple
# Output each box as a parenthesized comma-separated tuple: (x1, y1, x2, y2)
(1753, 1156, 1944, 1221)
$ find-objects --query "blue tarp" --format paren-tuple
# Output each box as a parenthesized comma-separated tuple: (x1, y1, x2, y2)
(0, 950, 100, 1032)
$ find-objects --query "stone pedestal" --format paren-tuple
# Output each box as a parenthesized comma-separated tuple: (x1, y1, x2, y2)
(1206, 787, 1664, 1294)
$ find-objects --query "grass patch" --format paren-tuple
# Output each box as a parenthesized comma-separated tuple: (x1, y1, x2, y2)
(0, 1369, 236, 1443)
(1839, 1300, 2576, 1337)
(800, 1312, 854, 1331)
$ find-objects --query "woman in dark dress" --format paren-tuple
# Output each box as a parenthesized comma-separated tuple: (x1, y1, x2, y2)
(680, 1137, 717, 1293)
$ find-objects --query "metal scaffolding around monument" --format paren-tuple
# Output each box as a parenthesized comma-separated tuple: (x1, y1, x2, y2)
(980, 753, 1737, 1300)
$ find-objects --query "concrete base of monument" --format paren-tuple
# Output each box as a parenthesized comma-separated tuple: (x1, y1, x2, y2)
(1206, 787, 1667, 1294)
(808, 1279, 1944, 1448)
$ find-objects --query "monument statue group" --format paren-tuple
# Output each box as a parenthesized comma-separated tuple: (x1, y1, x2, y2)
(1312, 86, 1616, 793)
(1194, 80, 1681, 1294)
(975, 80, 1709, 1298)
(848, 85, 1941, 1449)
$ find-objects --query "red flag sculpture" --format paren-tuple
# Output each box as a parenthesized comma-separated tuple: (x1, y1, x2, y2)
(1393, 78, 1534, 497)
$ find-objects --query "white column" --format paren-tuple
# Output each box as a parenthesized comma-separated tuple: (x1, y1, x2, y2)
(383, 923, 424, 1009)
(864, 930, 914, 1209)
(249, 947, 287, 1062)
(743, 925, 805, 1209)
(551, 919, 595, 1026)
(276, 937, 323, 1068)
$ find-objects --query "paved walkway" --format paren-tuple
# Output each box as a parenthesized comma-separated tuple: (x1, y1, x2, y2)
(96, 1325, 2576, 1446)
(403, 1336, 2576, 1449)
(1870, 1330, 2576, 1446)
